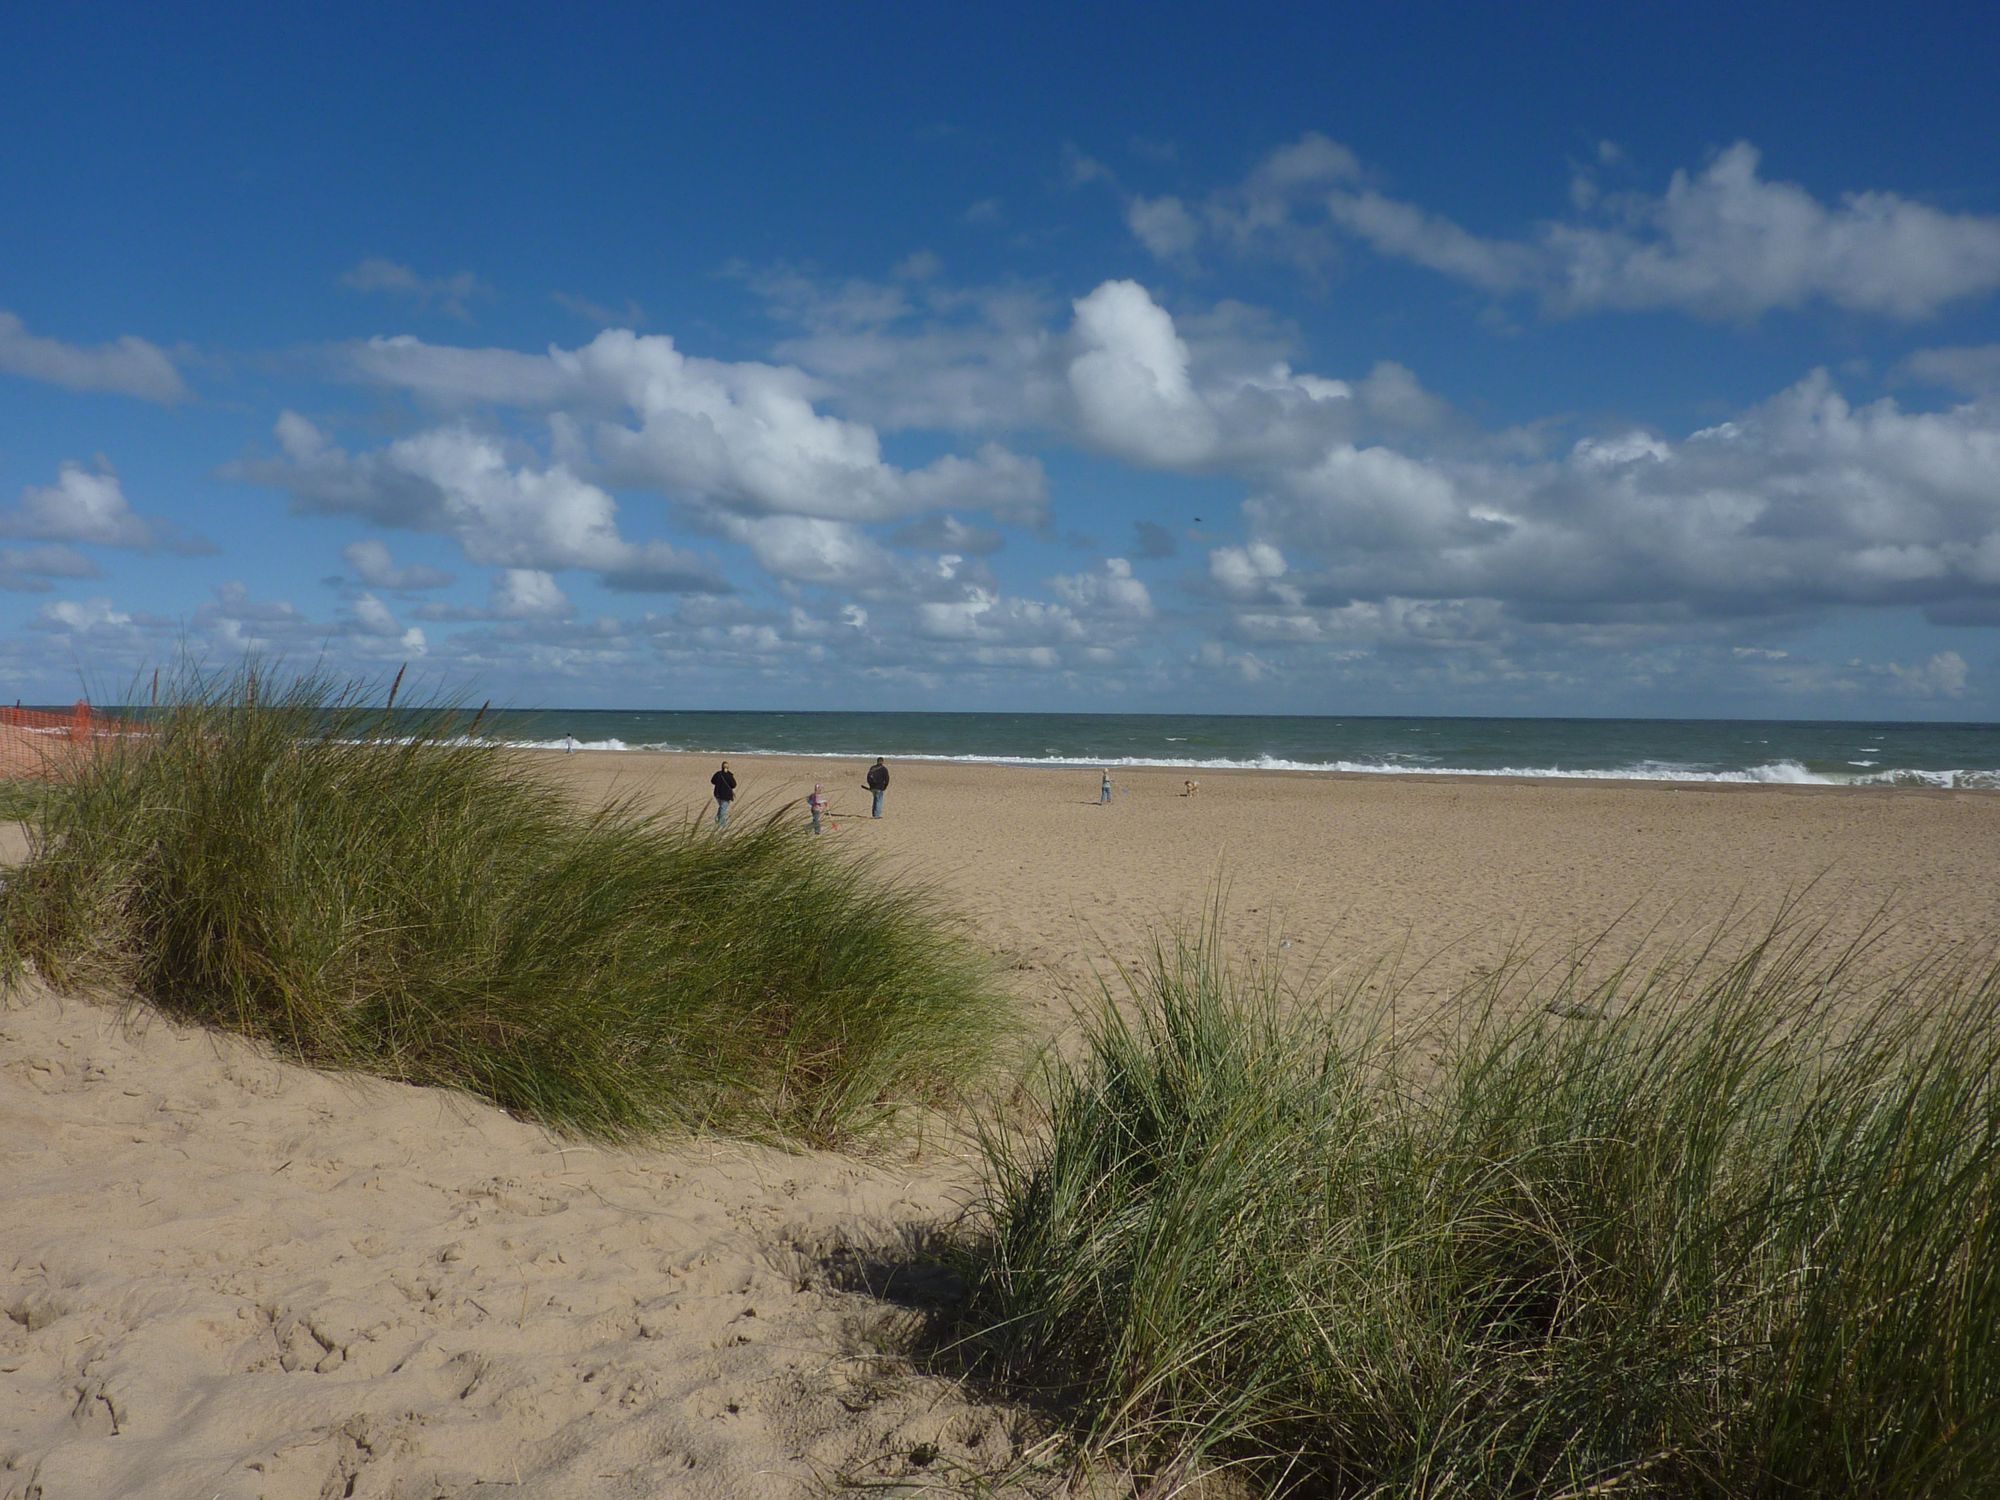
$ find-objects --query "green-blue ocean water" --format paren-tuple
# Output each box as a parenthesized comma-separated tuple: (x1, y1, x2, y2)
(417, 710, 1998, 789)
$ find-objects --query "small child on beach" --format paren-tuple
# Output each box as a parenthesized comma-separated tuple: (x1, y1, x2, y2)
(1183, 778, 1199, 797)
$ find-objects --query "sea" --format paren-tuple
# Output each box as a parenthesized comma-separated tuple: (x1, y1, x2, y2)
(440, 710, 2000, 790)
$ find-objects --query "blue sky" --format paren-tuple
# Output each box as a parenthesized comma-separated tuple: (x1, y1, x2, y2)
(5, 3, 2000, 718)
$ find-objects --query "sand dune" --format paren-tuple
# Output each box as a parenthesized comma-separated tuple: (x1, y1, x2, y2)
(2, 979, 1024, 1499)
(6, 758, 1999, 1497)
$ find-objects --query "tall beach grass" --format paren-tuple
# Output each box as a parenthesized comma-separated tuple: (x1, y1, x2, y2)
(0, 667, 1006, 1145)
(0, 778, 60, 822)
(954, 918, 2000, 1496)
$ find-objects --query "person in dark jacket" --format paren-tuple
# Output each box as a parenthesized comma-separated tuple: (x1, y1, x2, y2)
(711, 760, 737, 827)
(865, 757, 889, 818)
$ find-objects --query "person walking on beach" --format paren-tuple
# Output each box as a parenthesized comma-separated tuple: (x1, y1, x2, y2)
(711, 760, 737, 827)
(562, 732, 576, 755)
(1099, 768, 1113, 805)
(808, 782, 827, 835)
(865, 757, 890, 818)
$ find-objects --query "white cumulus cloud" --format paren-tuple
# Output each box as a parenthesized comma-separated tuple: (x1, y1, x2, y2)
(717, 515, 901, 589)
(1885, 650, 1969, 698)
(489, 569, 573, 620)
(1209, 541, 1291, 601)
(344, 329, 1048, 525)
(1067, 280, 1219, 466)
(34, 597, 133, 633)
(1545, 143, 2000, 320)
(1, 459, 207, 553)
(1232, 369, 2000, 624)
(1051, 557, 1154, 617)
(1061, 282, 1366, 471)
(243, 414, 723, 594)
(1149, 136, 2000, 322)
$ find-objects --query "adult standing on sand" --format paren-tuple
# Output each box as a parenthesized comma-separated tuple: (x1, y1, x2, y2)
(1100, 768, 1113, 805)
(865, 757, 890, 818)
(711, 760, 736, 827)
(808, 782, 827, 835)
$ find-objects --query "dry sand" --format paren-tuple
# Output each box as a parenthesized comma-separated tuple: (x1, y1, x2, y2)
(557, 752, 2000, 1022)
(6, 757, 1999, 1497)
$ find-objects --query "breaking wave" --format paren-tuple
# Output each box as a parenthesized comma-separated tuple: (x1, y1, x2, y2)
(495, 739, 2000, 789)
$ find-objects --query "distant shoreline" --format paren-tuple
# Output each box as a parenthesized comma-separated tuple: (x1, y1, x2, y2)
(513, 741, 1997, 791)
(29, 703, 2000, 789)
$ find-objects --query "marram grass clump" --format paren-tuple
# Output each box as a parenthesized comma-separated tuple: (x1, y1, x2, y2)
(0, 668, 1005, 1145)
(955, 919, 2000, 1497)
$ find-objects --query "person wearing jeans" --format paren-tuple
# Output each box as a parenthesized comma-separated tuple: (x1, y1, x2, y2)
(865, 757, 889, 818)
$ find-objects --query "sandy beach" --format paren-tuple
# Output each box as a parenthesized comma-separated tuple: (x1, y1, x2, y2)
(6, 760, 1999, 1497)
(555, 752, 2000, 1023)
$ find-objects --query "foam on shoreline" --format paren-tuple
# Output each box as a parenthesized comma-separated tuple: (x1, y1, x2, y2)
(500, 739, 2000, 789)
